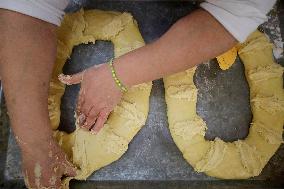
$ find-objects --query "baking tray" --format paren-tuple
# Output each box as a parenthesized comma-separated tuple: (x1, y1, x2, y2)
(1, 1, 284, 189)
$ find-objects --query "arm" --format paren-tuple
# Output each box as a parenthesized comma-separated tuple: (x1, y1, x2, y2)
(115, 9, 237, 87)
(0, 9, 75, 188)
(60, 9, 237, 133)
(59, 2, 276, 133)
(115, 0, 278, 85)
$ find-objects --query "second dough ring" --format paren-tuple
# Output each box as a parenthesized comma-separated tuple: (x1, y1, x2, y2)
(164, 31, 284, 179)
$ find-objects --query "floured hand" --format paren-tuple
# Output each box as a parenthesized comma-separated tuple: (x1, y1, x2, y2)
(21, 139, 76, 189)
(58, 63, 122, 134)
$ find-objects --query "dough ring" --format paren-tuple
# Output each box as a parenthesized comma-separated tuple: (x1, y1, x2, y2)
(164, 31, 284, 179)
(47, 10, 152, 188)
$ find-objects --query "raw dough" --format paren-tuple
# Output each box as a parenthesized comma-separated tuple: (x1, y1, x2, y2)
(48, 9, 152, 188)
(216, 46, 239, 70)
(164, 31, 284, 179)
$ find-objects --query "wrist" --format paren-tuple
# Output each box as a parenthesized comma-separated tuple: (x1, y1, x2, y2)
(112, 43, 160, 87)
(19, 134, 54, 154)
(108, 58, 128, 92)
(95, 63, 123, 95)
(14, 129, 53, 150)
(112, 57, 135, 88)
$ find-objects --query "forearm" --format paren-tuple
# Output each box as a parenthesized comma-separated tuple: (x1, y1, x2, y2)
(0, 10, 57, 148)
(115, 9, 237, 87)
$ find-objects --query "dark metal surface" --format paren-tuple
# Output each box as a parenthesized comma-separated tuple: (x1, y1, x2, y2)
(1, 1, 284, 189)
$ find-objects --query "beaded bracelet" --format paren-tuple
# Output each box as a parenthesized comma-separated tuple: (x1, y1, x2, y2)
(108, 58, 128, 92)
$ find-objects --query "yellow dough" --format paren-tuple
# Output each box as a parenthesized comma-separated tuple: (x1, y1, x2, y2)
(164, 30, 284, 179)
(216, 46, 239, 70)
(48, 10, 151, 188)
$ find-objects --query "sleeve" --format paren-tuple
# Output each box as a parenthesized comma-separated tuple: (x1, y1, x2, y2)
(0, 0, 69, 26)
(200, 0, 277, 42)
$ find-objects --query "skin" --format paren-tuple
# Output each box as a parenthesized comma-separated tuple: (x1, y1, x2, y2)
(59, 9, 237, 133)
(0, 7, 237, 188)
(0, 10, 76, 188)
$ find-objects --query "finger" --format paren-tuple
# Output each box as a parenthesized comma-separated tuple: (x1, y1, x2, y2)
(77, 113, 86, 126)
(90, 109, 110, 134)
(58, 70, 85, 85)
(63, 165, 77, 178)
(49, 176, 62, 189)
(81, 108, 98, 130)
(81, 101, 93, 119)
(23, 170, 32, 189)
(62, 161, 77, 177)
(76, 88, 85, 115)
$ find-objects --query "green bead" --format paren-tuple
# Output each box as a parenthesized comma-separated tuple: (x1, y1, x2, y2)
(108, 58, 128, 92)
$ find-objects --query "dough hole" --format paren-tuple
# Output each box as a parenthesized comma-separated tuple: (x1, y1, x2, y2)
(195, 60, 252, 142)
(58, 40, 114, 133)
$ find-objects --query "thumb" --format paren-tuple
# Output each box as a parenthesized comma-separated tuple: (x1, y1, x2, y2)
(63, 163, 77, 177)
(58, 71, 85, 85)
(62, 158, 77, 177)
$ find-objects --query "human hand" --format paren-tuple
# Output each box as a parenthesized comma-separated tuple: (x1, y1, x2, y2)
(21, 139, 76, 189)
(58, 63, 123, 134)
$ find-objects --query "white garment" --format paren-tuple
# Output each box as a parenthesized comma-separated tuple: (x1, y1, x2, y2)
(200, 0, 277, 42)
(0, 0, 69, 26)
(0, 0, 277, 42)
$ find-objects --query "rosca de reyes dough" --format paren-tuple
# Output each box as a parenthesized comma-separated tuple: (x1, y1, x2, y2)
(47, 9, 152, 188)
(164, 31, 284, 179)
(216, 46, 239, 70)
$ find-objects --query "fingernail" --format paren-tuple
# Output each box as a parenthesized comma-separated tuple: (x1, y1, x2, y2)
(77, 114, 86, 125)
(58, 74, 72, 85)
(58, 74, 66, 81)
(90, 130, 98, 135)
(81, 122, 87, 128)
(58, 73, 64, 78)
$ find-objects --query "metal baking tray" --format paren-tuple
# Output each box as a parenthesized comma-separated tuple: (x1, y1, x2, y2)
(1, 1, 284, 189)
